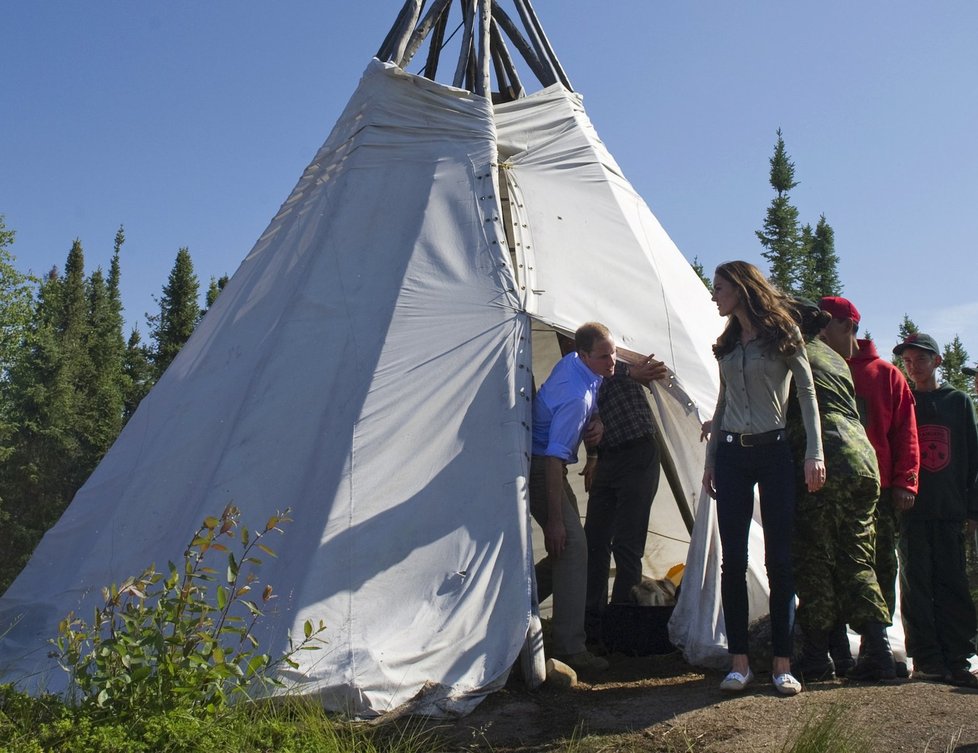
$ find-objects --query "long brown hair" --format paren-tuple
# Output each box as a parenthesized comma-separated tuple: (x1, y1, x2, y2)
(712, 261, 800, 358)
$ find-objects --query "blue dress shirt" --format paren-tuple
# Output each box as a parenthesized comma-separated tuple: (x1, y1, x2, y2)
(532, 352, 603, 463)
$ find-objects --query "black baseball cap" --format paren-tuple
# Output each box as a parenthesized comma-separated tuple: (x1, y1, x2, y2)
(892, 333, 941, 357)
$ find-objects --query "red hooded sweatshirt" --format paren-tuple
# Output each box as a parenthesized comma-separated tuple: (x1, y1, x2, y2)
(847, 339, 920, 493)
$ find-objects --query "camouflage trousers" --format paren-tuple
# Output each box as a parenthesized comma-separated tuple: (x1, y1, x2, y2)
(793, 474, 891, 634)
(873, 487, 900, 620)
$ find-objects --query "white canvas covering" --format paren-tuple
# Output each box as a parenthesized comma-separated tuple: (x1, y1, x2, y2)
(0, 58, 771, 715)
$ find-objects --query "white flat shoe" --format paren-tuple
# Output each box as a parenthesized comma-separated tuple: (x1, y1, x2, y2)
(720, 668, 754, 692)
(772, 672, 802, 696)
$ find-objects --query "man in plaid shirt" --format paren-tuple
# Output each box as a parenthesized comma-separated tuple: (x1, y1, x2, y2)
(583, 355, 668, 645)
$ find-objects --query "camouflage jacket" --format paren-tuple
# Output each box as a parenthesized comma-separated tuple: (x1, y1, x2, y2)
(787, 338, 879, 481)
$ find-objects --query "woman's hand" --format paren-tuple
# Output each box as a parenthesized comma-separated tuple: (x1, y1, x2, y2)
(700, 420, 713, 442)
(702, 469, 717, 499)
(804, 458, 826, 492)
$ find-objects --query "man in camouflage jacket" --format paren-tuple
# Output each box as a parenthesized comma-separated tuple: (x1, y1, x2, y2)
(787, 301, 895, 681)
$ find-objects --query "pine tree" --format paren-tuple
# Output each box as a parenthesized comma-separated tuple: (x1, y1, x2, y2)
(0, 241, 99, 587)
(807, 215, 842, 298)
(757, 129, 803, 294)
(83, 267, 126, 456)
(0, 216, 34, 386)
(898, 315, 919, 340)
(797, 223, 815, 300)
(123, 328, 154, 420)
(940, 336, 970, 392)
(0, 217, 35, 575)
(107, 226, 124, 313)
(891, 315, 920, 378)
(690, 258, 712, 292)
(203, 274, 230, 314)
(149, 247, 200, 378)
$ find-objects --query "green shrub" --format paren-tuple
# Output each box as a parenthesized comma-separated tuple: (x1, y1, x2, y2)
(49, 504, 326, 722)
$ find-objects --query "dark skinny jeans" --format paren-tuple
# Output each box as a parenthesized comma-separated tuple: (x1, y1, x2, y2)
(715, 438, 797, 657)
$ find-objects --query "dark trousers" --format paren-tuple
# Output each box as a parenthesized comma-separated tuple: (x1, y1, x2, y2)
(898, 518, 978, 673)
(715, 438, 796, 657)
(584, 437, 661, 639)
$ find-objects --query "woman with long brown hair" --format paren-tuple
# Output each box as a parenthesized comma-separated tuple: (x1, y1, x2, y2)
(702, 261, 825, 695)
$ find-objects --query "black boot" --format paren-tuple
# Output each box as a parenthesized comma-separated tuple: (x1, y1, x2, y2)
(828, 623, 855, 678)
(847, 622, 897, 682)
(791, 630, 834, 682)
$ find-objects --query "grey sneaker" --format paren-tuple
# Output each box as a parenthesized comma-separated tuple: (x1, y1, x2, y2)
(555, 650, 610, 673)
(719, 668, 754, 692)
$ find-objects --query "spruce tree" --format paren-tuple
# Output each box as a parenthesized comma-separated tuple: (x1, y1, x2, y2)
(757, 129, 803, 294)
(797, 223, 815, 300)
(0, 217, 34, 575)
(203, 274, 230, 314)
(83, 267, 126, 456)
(898, 315, 920, 340)
(107, 226, 126, 331)
(690, 258, 712, 292)
(892, 315, 920, 378)
(0, 216, 34, 385)
(0, 242, 99, 587)
(149, 247, 200, 378)
(808, 215, 842, 298)
(940, 336, 970, 392)
(123, 328, 154, 420)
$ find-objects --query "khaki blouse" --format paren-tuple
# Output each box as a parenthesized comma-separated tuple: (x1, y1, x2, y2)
(706, 333, 823, 471)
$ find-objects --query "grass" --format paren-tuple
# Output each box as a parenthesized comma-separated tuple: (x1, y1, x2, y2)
(779, 704, 874, 753)
(0, 686, 449, 753)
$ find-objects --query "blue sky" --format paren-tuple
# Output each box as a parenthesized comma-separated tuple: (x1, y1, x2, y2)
(3, 1, 976, 361)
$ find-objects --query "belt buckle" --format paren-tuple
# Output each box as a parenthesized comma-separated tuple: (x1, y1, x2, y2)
(739, 433, 753, 448)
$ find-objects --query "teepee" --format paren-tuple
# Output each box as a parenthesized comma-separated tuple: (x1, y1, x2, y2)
(0, 0, 758, 716)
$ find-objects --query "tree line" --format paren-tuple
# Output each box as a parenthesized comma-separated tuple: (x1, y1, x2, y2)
(692, 130, 975, 398)
(0, 216, 227, 591)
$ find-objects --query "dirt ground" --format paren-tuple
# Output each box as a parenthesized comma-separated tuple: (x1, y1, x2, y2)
(440, 652, 978, 752)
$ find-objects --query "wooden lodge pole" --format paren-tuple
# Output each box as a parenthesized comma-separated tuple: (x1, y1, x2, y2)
(490, 1, 552, 86)
(515, 0, 572, 90)
(475, 0, 492, 97)
(399, 0, 453, 68)
(452, 0, 477, 89)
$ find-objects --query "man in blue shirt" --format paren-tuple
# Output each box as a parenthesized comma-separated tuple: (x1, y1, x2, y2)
(531, 322, 616, 673)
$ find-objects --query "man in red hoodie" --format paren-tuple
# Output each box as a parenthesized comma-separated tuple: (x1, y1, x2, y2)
(819, 297, 920, 676)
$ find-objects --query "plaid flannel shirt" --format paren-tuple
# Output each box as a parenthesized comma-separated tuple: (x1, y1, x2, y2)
(597, 361, 656, 450)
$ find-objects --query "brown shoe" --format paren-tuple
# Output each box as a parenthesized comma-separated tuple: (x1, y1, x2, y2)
(555, 650, 609, 673)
